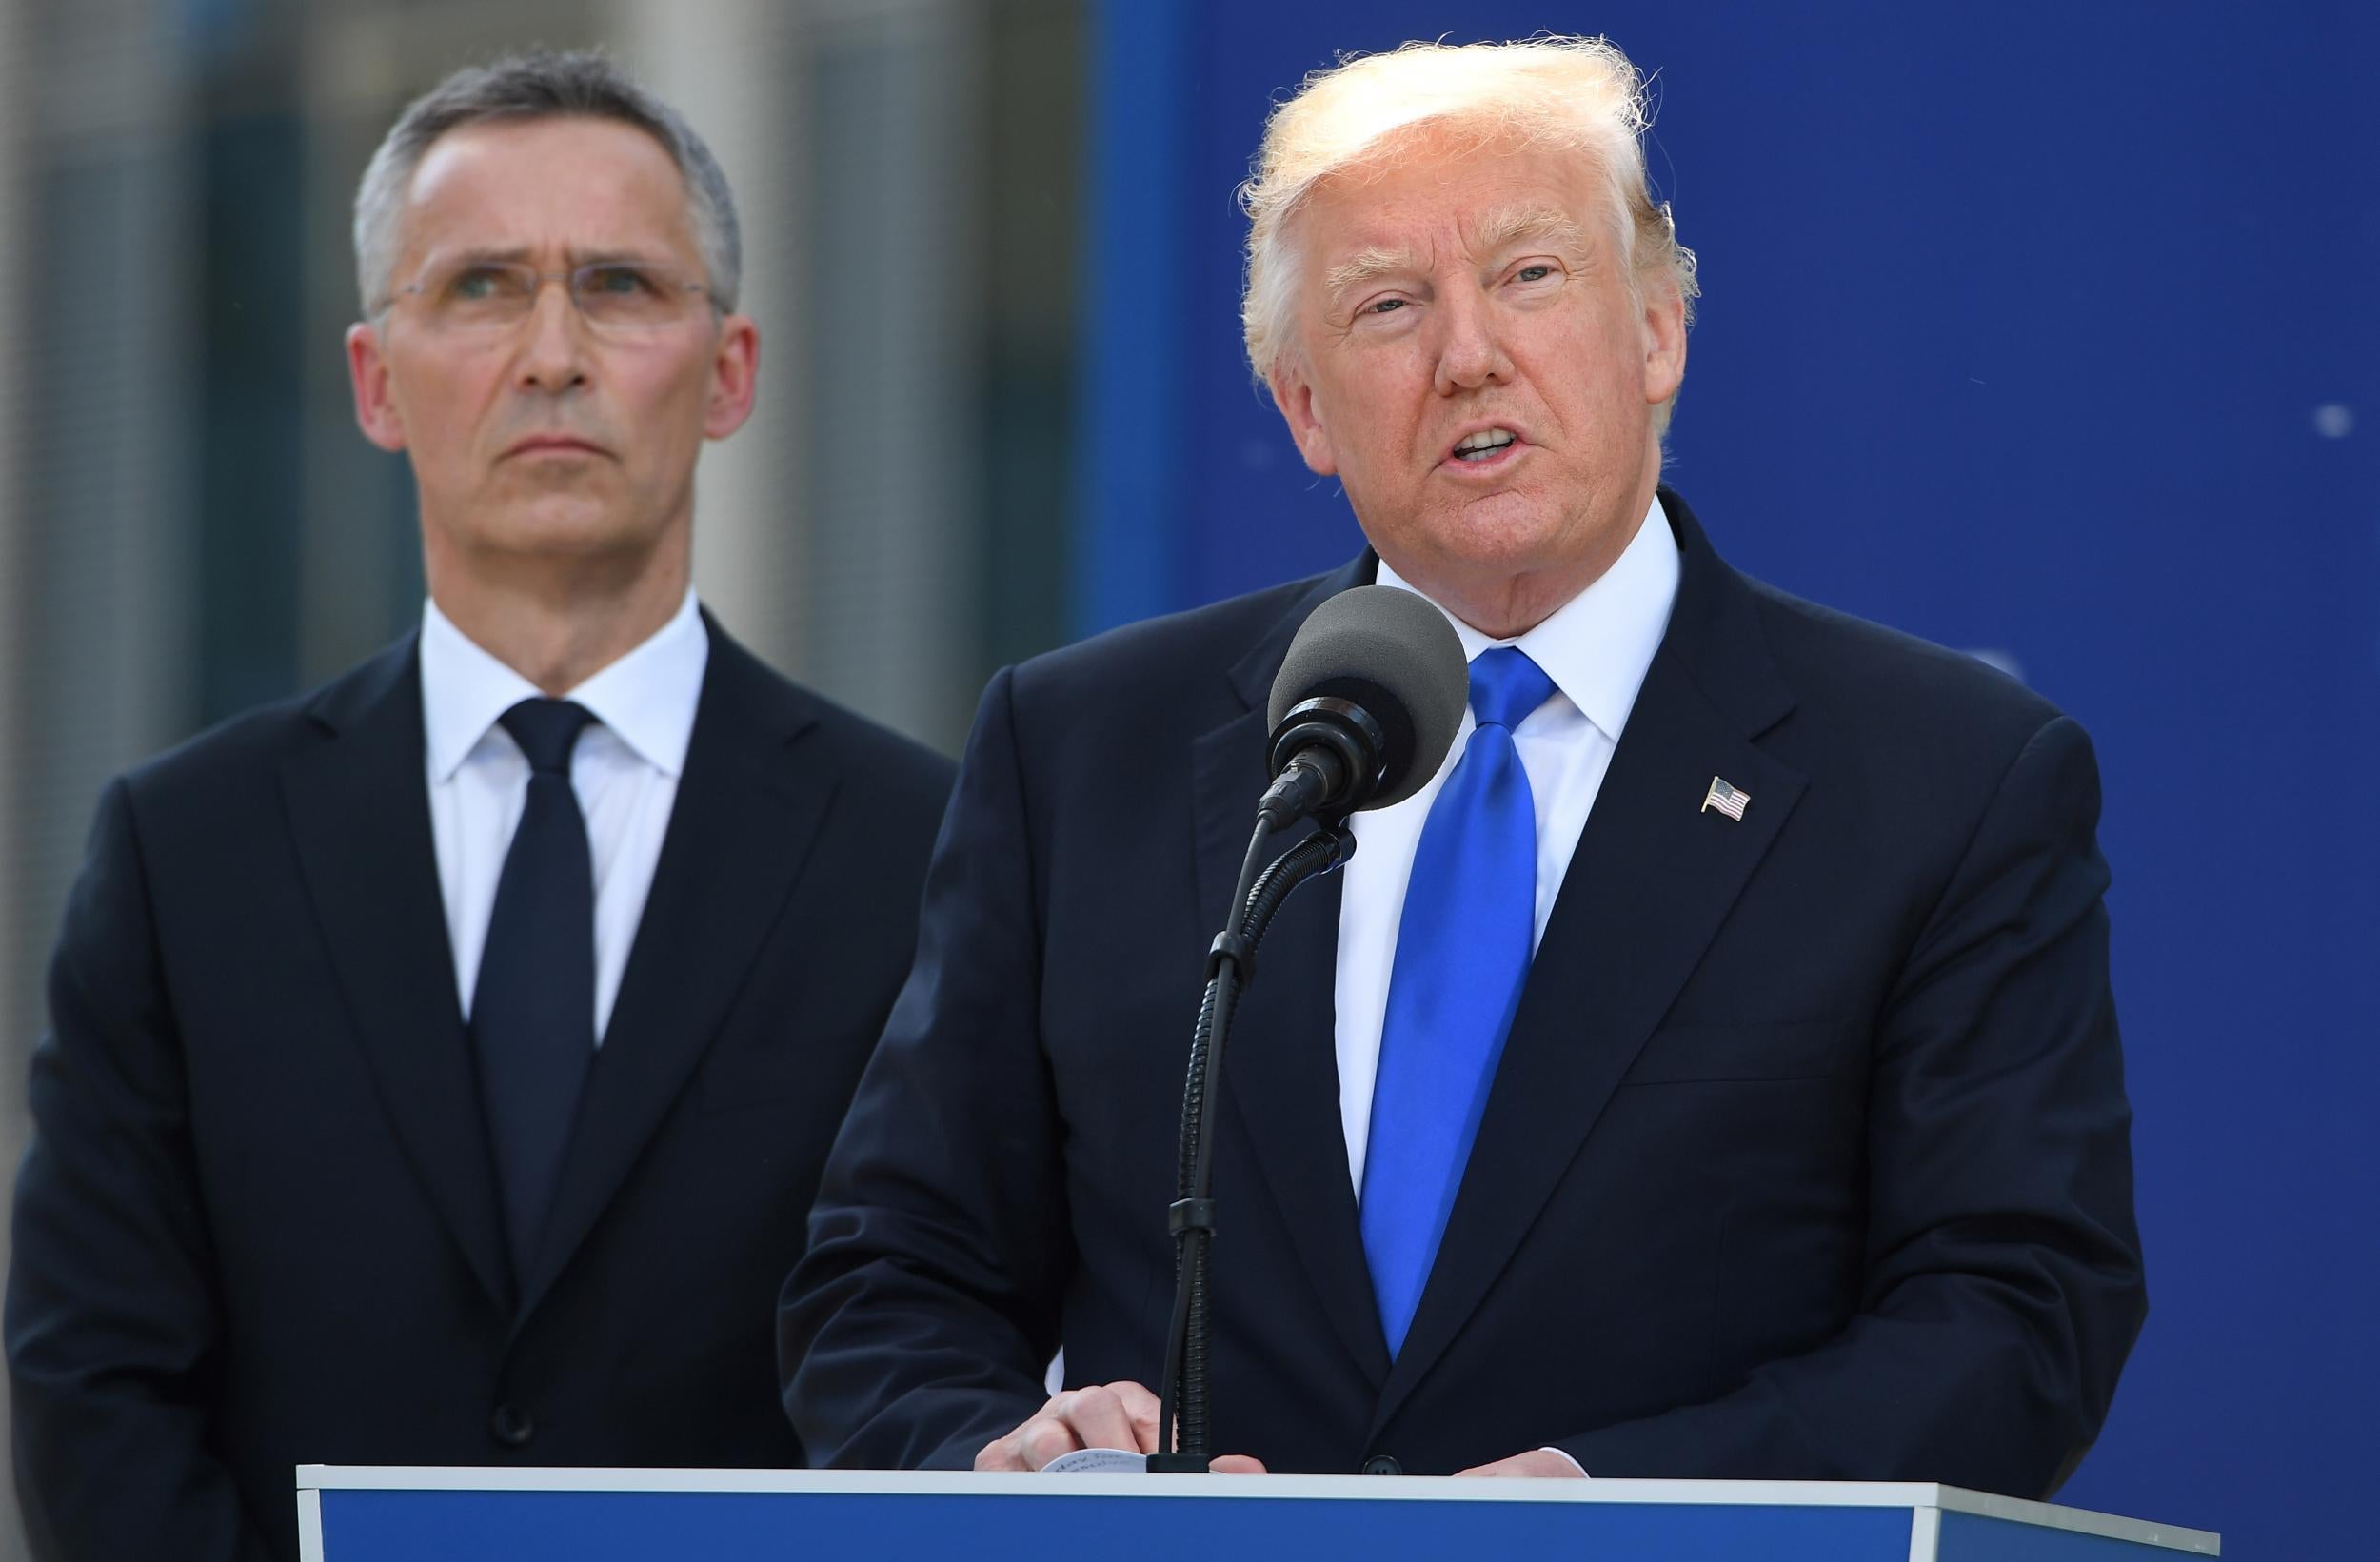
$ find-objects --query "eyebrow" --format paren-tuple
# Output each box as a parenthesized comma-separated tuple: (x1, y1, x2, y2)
(1323, 246, 1429, 301)
(421, 244, 672, 272)
(1320, 206, 1594, 305)
(1472, 205, 1591, 259)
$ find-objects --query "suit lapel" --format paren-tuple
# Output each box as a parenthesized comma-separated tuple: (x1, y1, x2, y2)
(1196, 558, 1393, 1387)
(280, 639, 514, 1313)
(515, 623, 835, 1322)
(1370, 491, 1809, 1434)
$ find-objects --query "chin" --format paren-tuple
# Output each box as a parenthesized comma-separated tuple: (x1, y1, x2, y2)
(478, 497, 647, 556)
(1431, 508, 1570, 576)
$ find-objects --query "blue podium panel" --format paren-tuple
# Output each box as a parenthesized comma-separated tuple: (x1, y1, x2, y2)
(299, 1472, 2218, 1562)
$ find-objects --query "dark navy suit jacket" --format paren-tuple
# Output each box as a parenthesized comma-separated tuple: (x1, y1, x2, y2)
(782, 491, 2145, 1491)
(7, 621, 953, 1561)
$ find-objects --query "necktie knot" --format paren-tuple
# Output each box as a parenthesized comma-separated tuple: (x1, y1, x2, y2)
(1468, 647, 1556, 734)
(500, 699, 596, 777)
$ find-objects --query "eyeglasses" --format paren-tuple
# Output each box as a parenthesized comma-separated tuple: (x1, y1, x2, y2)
(382, 260, 717, 334)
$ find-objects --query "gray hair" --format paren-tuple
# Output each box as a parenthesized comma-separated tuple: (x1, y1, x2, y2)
(1240, 36, 1698, 431)
(352, 49, 742, 315)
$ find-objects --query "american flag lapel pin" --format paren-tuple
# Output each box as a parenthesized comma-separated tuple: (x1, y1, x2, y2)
(1701, 776, 1750, 821)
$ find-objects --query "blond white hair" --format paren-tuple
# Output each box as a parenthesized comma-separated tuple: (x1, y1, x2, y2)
(1240, 36, 1699, 405)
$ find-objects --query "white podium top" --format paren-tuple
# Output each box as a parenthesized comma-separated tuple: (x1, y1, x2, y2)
(296, 1467, 2218, 1555)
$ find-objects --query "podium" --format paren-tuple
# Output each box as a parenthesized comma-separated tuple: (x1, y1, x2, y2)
(297, 1468, 2217, 1560)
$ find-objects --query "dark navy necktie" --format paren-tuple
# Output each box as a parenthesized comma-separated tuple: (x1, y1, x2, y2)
(472, 697, 599, 1275)
(1361, 646, 1555, 1357)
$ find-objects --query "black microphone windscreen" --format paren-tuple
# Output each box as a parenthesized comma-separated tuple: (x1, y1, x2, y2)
(1268, 584, 1468, 811)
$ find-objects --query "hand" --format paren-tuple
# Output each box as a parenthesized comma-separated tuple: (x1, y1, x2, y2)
(977, 1381, 1159, 1470)
(1454, 1449, 1586, 1478)
(973, 1381, 1269, 1473)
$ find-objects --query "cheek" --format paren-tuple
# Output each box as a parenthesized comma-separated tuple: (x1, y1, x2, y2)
(1327, 363, 1428, 471)
(392, 355, 503, 460)
(1537, 325, 1643, 425)
(621, 359, 716, 451)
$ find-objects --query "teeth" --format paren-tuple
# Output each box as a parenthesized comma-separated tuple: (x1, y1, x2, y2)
(1454, 428, 1517, 457)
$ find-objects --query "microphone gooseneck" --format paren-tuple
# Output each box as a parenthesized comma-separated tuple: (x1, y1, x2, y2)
(1150, 583, 1469, 1472)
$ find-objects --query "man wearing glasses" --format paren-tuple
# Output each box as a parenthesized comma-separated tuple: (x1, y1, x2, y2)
(5, 51, 952, 1561)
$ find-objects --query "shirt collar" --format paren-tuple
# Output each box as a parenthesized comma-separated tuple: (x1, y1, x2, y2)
(418, 589, 710, 781)
(1376, 489, 1679, 743)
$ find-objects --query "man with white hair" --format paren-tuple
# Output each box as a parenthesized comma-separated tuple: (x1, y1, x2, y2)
(7, 50, 951, 1560)
(783, 36, 2143, 1489)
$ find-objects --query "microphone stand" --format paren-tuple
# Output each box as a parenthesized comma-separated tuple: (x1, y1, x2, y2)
(1147, 817, 1356, 1472)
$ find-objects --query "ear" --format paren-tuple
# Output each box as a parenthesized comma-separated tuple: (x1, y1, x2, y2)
(346, 322, 408, 452)
(1267, 356, 1339, 477)
(1639, 279, 1687, 409)
(704, 314, 761, 440)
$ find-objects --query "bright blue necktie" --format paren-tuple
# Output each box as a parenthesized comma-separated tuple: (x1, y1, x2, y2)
(1361, 646, 1555, 1357)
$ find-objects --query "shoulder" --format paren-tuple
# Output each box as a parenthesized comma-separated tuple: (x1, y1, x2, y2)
(116, 638, 411, 816)
(973, 572, 1335, 779)
(1726, 574, 2100, 867)
(38, 641, 413, 911)
(704, 626, 955, 817)
(1746, 576, 2071, 757)
(1019, 574, 1327, 702)
(806, 695, 958, 816)
(1661, 487, 2073, 777)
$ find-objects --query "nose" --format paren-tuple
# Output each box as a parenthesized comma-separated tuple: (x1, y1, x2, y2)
(1433, 287, 1512, 395)
(513, 279, 591, 395)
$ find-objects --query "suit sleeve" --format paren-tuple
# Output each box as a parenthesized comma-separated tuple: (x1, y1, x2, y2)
(1552, 715, 2146, 1497)
(6, 779, 272, 1561)
(780, 667, 1071, 1469)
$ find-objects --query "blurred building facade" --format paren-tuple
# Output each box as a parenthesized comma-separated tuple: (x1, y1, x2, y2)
(0, 1, 1084, 1552)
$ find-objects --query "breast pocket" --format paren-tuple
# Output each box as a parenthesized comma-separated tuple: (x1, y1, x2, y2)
(1618, 1019, 1858, 1085)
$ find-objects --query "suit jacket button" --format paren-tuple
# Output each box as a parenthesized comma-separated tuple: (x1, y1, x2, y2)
(1360, 1453, 1401, 1476)
(489, 1402, 535, 1448)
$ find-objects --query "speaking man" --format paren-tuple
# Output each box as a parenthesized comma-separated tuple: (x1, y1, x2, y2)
(783, 36, 2144, 1490)
(7, 50, 953, 1560)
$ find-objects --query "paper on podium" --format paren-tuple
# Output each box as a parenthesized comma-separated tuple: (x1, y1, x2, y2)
(1041, 1448, 1150, 1473)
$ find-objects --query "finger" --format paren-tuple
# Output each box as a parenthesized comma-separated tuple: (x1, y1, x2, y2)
(1017, 1414, 1087, 1471)
(1457, 1451, 1578, 1478)
(1208, 1454, 1268, 1474)
(1054, 1384, 1143, 1453)
(1454, 1456, 1517, 1477)
(1101, 1380, 1165, 1453)
(975, 1392, 1070, 1473)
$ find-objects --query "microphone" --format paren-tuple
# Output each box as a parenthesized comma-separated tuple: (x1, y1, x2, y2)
(1259, 584, 1469, 829)
(1149, 583, 1468, 1473)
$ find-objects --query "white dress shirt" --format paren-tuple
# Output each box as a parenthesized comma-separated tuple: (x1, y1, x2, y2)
(419, 589, 708, 1043)
(1333, 491, 1680, 1195)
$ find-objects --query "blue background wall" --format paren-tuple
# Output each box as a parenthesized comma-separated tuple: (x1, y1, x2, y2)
(1077, 4, 2380, 1557)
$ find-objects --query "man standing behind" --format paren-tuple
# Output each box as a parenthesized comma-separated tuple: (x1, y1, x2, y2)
(784, 36, 2143, 1488)
(8, 51, 952, 1561)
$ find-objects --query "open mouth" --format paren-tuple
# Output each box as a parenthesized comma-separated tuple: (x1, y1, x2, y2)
(1450, 428, 1518, 463)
